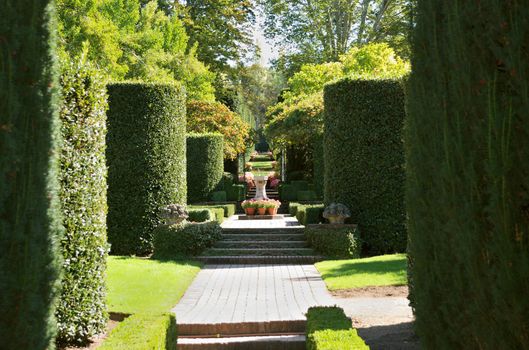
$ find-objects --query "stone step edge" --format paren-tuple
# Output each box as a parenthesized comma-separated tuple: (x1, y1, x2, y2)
(195, 256, 324, 264)
(177, 335, 305, 350)
(178, 320, 306, 337)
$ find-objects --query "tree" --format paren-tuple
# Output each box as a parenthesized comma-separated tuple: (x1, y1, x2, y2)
(262, 0, 413, 76)
(176, 0, 256, 72)
(187, 100, 251, 159)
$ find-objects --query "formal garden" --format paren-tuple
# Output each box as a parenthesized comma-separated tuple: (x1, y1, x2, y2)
(2, 0, 528, 349)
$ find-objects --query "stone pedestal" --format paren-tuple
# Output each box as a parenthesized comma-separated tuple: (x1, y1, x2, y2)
(254, 176, 268, 200)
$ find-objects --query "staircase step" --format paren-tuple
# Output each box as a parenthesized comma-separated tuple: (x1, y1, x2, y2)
(215, 241, 308, 249)
(204, 248, 315, 256)
(179, 320, 305, 337)
(222, 227, 304, 235)
(195, 255, 324, 264)
(178, 335, 305, 350)
(221, 234, 305, 241)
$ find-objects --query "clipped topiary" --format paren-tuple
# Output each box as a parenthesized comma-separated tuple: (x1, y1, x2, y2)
(107, 83, 187, 256)
(407, 1, 529, 348)
(324, 78, 406, 254)
(186, 133, 224, 203)
(56, 57, 109, 345)
(0, 1, 63, 348)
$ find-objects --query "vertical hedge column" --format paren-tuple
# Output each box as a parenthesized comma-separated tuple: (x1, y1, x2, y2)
(324, 79, 406, 254)
(107, 83, 186, 256)
(186, 133, 224, 203)
(407, 1, 529, 348)
(0, 1, 63, 349)
(56, 59, 109, 345)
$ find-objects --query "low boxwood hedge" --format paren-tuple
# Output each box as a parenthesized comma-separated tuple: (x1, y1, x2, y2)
(187, 209, 213, 223)
(306, 307, 369, 350)
(227, 184, 245, 201)
(289, 203, 324, 225)
(305, 224, 361, 259)
(153, 221, 222, 259)
(99, 313, 177, 350)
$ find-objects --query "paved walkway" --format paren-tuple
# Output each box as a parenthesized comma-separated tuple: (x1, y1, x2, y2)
(173, 264, 334, 325)
(221, 214, 302, 229)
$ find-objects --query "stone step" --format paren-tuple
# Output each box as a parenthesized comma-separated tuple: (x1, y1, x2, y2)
(195, 255, 324, 264)
(203, 248, 316, 257)
(178, 320, 305, 337)
(178, 335, 305, 350)
(215, 241, 308, 249)
(221, 234, 306, 241)
(221, 227, 305, 235)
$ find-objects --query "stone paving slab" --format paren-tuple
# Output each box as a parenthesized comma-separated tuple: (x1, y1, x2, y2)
(173, 264, 335, 335)
(221, 215, 302, 229)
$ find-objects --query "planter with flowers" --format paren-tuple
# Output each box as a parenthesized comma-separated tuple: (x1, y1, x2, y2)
(266, 199, 281, 215)
(256, 200, 268, 215)
(241, 200, 257, 216)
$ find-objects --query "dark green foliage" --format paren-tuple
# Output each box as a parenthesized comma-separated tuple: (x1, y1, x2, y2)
(186, 133, 224, 203)
(210, 191, 227, 202)
(289, 203, 324, 225)
(406, 1, 529, 348)
(221, 172, 235, 189)
(280, 184, 298, 201)
(289, 202, 301, 216)
(107, 83, 187, 256)
(187, 209, 213, 223)
(305, 225, 361, 259)
(227, 184, 245, 201)
(298, 190, 317, 201)
(153, 222, 222, 259)
(306, 307, 369, 350)
(324, 79, 406, 254)
(0, 2, 63, 349)
(291, 180, 309, 192)
(99, 313, 177, 350)
(189, 206, 225, 223)
(56, 58, 108, 345)
(190, 204, 236, 218)
(312, 135, 324, 197)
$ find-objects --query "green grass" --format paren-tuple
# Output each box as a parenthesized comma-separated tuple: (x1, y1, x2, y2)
(315, 254, 407, 290)
(106, 256, 202, 314)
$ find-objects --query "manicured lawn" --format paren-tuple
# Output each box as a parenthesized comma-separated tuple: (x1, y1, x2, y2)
(315, 254, 407, 290)
(106, 256, 202, 314)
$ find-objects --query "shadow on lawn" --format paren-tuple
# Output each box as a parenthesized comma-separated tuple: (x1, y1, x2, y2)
(320, 258, 407, 280)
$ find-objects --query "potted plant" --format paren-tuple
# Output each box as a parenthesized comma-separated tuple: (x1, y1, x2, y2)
(323, 203, 351, 224)
(242, 200, 256, 216)
(160, 204, 188, 225)
(256, 200, 267, 215)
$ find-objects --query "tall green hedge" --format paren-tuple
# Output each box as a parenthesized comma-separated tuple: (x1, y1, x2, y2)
(0, 1, 63, 348)
(56, 58, 109, 345)
(107, 83, 187, 256)
(407, 1, 529, 348)
(312, 135, 324, 197)
(324, 79, 406, 254)
(186, 133, 224, 203)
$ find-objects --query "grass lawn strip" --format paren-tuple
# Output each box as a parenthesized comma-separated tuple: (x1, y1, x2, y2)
(106, 256, 202, 314)
(315, 254, 406, 291)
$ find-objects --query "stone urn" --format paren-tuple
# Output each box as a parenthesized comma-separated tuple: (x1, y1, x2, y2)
(253, 176, 268, 200)
(160, 204, 188, 225)
(323, 203, 351, 225)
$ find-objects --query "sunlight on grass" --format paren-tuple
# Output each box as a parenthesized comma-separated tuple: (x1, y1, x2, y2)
(106, 256, 202, 314)
(315, 254, 407, 290)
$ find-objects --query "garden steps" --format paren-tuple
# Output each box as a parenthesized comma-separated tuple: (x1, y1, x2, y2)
(204, 247, 315, 256)
(215, 241, 308, 248)
(195, 255, 323, 264)
(221, 233, 305, 241)
(177, 334, 305, 350)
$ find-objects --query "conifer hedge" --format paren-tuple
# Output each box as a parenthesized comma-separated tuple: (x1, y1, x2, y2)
(0, 1, 63, 348)
(186, 133, 224, 203)
(107, 83, 187, 256)
(407, 1, 529, 348)
(56, 59, 109, 345)
(324, 79, 406, 254)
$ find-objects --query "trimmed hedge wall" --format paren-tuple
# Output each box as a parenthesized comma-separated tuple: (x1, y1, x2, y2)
(187, 133, 224, 203)
(305, 225, 361, 259)
(99, 313, 177, 350)
(324, 78, 406, 254)
(306, 307, 369, 350)
(406, 1, 529, 348)
(153, 221, 222, 259)
(107, 83, 187, 256)
(188, 209, 213, 223)
(56, 59, 109, 345)
(312, 135, 325, 197)
(0, 2, 63, 348)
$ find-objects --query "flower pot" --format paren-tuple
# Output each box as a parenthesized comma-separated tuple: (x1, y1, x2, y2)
(257, 207, 267, 215)
(267, 207, 278, 215)
(328, 215, 345, 224)
(246, 207, 255, 216)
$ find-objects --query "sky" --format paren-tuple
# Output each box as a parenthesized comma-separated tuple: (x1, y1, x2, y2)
(253, 11, 280, 66)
